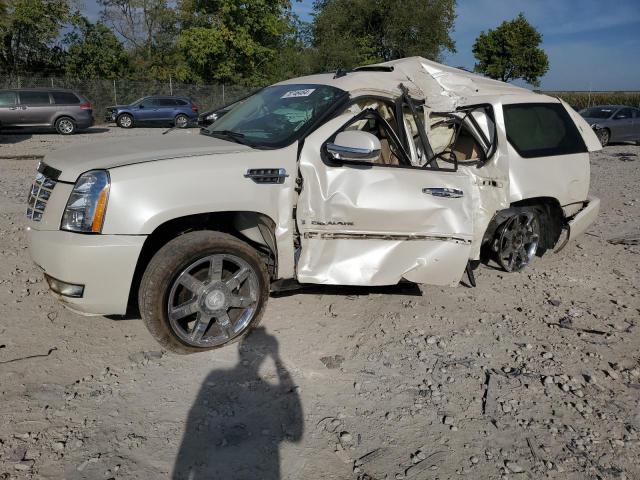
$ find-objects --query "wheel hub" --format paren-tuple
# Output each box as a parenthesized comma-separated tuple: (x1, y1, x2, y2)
(201, 283, 230, 312)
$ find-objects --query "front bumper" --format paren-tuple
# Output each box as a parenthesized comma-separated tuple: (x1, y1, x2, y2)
(28, 228, 145, 315)
(566, 196, 600, 242)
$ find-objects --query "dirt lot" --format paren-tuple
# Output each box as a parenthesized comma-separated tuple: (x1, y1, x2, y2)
(0, 128, 639, 480)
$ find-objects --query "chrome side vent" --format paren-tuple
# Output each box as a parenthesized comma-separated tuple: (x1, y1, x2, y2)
(27, 173, 57, 221)
(244, 168, 289, 184)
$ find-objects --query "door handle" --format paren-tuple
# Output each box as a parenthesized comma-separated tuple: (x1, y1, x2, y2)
(423, 187, 464, 198)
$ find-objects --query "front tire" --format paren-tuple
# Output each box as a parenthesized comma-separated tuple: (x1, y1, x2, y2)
(138, 231, 270, 354)
(55, 117, 76, 135)
(117, 113, 134, 128)
(596, 128, 610, 147)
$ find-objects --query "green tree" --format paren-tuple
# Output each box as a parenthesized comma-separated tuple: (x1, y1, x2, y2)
(311, 0, 457, 71)
(0, 0, 71, 74)
(64, 16, 129, 79)
(176, 0, 295, 85)
(99, 0, 177, 78)
(472, 13, 549, 86)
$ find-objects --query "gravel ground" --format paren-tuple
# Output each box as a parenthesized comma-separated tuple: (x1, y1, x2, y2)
(0, 130, 639, 479)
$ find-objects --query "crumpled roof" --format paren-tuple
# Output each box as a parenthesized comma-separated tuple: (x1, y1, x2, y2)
(278, 56, 532, 111)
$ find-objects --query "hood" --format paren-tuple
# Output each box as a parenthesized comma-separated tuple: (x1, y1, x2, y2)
(44, 131, 251, 182)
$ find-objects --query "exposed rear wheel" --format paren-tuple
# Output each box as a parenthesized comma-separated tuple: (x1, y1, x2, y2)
(494, 211, 540, 273)
(55, 117, 76, 135)
(138, 231, 269, 354)
(174, 114, 189, 128)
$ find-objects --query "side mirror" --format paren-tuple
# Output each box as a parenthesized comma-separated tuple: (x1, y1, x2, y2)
(326, 130, 381, 163)
(139, 104, 145, 109)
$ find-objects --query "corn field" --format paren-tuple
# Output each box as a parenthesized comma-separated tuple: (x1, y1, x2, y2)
(0, 75, 254, 121)
(544, 91, 640, 110)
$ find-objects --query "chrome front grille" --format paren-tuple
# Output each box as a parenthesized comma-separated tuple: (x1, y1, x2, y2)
(27, 173, 57, 221)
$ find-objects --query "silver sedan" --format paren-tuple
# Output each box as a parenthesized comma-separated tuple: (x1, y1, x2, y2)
(580, 105, 640, 146)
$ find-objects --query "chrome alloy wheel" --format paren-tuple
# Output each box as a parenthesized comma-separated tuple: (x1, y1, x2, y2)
(58, 118, 74, 134)
(167, 254, 259, 347)
(496, 212, 540, 272)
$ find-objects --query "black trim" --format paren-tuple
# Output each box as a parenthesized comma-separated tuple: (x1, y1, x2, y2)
(37, 162, 61, 180)
(353, 65, 395, 73)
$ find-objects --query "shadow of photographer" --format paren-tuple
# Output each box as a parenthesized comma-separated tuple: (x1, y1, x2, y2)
(172, 327, 303, 480)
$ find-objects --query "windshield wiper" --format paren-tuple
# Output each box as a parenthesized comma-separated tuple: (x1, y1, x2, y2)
(201, 128, 253, 146)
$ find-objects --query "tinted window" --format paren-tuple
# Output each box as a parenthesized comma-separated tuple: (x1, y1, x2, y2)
(580, 107, 614, 119)
(153, 98, 171, 106)
(175, 99, 188, 106)
(615, 108, 633, 119)
(139, 98, 155, 107)
(51, 91, 79, 104)
(19, 91, 51, 105)
(634, 109, 640, 119)
(503, 103, 587, 158)
(0, 91, 16, 106)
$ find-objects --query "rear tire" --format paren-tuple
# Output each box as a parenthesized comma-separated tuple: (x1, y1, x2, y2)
(492, 208, 541, 273)
(55, 117, 76, 135)
(117, 113, 134, 128)
(138, 231, 270, 354)
(174, 114, 189, 128)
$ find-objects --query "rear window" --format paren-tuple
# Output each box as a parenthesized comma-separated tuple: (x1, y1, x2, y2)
(19, 91, 51, 105)
(51, 92, 80, 104)
(175, 99, 188, 106)
(0, 91, 16, 106)
(503, 103, 587, 158)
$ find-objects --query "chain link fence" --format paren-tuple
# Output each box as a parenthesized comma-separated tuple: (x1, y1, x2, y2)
(0, 74, 255, 123)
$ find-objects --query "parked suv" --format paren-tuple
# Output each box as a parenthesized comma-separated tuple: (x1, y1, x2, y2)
(27, 57, 601, 354)
(0, 88, 93, 134)
(106, 96, 198, 128)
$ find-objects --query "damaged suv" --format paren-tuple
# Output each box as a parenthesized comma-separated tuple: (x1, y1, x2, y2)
(26, 57, 601, 353)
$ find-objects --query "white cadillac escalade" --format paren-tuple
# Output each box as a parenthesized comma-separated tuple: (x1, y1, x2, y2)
(26, 57, 601, 353)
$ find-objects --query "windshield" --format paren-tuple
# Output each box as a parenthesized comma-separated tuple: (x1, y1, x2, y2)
(580, 107, 614, 119)
(203, 84, 346, 148)
(130, 97, 146, 106)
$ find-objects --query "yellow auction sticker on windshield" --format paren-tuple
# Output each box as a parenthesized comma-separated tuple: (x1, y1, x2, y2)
(282, 89, 316, 98)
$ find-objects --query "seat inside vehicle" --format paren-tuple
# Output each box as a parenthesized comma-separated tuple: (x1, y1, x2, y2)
(451, 129, 482, 161)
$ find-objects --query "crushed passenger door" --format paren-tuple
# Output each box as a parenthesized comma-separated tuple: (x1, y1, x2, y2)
(296, 103, 475, 287)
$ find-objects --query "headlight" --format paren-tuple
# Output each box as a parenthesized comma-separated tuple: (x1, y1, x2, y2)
(206, 113, 218, 121)
(61, 170, 110, 233)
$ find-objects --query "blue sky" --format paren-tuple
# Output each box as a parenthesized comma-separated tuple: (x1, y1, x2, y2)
(292, 0, 640, 91)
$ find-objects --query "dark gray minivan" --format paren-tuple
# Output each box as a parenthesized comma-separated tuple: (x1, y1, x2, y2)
(0, 88, 94, 135)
